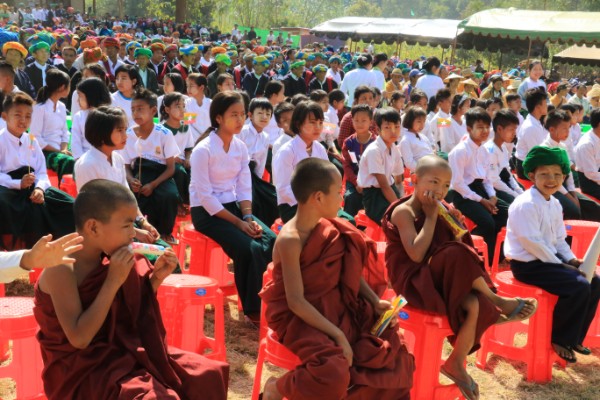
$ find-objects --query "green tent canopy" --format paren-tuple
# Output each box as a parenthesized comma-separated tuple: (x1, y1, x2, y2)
(552, 45, 600, 67)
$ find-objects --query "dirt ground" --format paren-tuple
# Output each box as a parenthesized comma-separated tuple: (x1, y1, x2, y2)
(2, 278, 600, 400)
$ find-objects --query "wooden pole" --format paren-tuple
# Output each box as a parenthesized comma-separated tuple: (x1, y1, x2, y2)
(449, 27, 459, 65)
(525, 38, 533, 68)
(395, 40, 400, 58)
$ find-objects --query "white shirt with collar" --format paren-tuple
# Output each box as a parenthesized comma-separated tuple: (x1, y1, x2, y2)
(339, 68, 378, 107)
(272, 135, 328, 206)
(326, 105, 339, 126)
(189, 131, 252, 215)
(70, 109, 92, 160)
(120, 124, 180, 166)
(541, 135, 576, 194)
(272, 131, 293, 157)
(33, 61, 48, 86)
(29, 100, 69, 150)
(238, 122, 269, 176)
(399, 130, 435, 172)
(357, 136, 404, 189)
(105, 57, 124, 76)
(74, 147, 129, 191)
(575, 130, 600, 184)
(428, 110, 450, 148)
(0, 129, 50, 191)
(264, 114, 280, 146)
(326, 69, 343, 85)
(448, 136, 495, 202)
(515, 114, 546, 161)
(185, 96, 212, 142)
(482, 140, 523, 198)
(441, 115, 467, 154)
(111, 91, 135, 127)
(0, 251, 29, 283)
(415, 73, 445, 100)
(504, 187, 575, 264)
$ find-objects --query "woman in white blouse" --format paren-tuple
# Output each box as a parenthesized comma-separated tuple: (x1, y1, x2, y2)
(339, 53, 378, 107)
(517, 60, 547, 101)
(415, 56, 445, 100)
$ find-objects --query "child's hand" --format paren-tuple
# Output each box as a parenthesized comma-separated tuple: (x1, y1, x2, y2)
(421, 190, 439, 218)
(568, 258, 583, 268)
(480, 198, 498, 214)
(135, 228, 155, 244)
(141, 221, 160, 241)
(236, 220, 262, 238)
(60, 149, 73, 156)
(183, 159, 191, 169)
(152, 248, 178, 284)
(107, 245, 135, 287)
(30, 188, 44, 204)
(356, 185, 363, 194)
(334, 333, 353, 366)
(128, 178, 142, 193)
(21, 173, 35, 189)
(373, 299, 399, 328)
(563, 263, 586, 277)
(139, 183, 155, 197)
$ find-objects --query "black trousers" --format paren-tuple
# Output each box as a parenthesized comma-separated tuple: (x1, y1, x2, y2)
(579, 172, 600, 200)
(553, 191, 600, 222)
(511, 260, 600, 347)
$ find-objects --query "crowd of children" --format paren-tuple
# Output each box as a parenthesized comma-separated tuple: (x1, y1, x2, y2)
(0, 23, 599, 399)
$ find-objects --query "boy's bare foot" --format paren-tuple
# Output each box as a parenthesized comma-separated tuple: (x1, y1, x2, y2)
(441, 360, 479, 400)
(497, 297, 537, 322)
(552, 343, 577, 363)
(263, 376, 283, 400)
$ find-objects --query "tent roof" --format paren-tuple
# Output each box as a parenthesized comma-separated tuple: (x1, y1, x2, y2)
(458, 8, 600, 45)
(552, 45, 600, 66)
(310, 17, 461, 47)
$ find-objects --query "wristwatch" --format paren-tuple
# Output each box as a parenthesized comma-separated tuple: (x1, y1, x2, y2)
(135, 216, 146, 226)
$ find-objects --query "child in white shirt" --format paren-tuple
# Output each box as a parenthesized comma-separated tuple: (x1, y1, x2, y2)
(575, 108, 600, 200)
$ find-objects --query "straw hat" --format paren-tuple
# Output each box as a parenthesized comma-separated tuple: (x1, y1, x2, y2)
(587, 84, 600, 100)
(461, 78, 478, 87)
(444, 72, 463, 83)
(509, 79, 522, 90)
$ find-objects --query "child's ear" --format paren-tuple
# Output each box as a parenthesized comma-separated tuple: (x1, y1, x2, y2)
(411, 173, 418, 186)
(84, 219, 99, 236)
(527, 172, 535, 182)
(1, 111, 6, 122)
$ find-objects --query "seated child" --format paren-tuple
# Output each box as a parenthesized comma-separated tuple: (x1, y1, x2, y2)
(575, 108, 600, 200)
(120, 89, 181, 243)
(29, 69, 73, 183)
(515, 88, 548, 179)
(274, 101, 354, 223)
(357, 107, 404, 225)
(448, 107, 509, 261)
(429, 88, 452, 152)
(34, 179, 229, 399)
(160, 92, 194, 208)
(311, 89, 343, 176)
(326, 88, 345, 126)
(390, 90, 406, 114)
(0, 92, 74, 248)
(398, 106, 435, 173)
(541, 109, 600, 221)
(271, 102, 295, 156)
(505, 146, 600, 363)
(110, 64, 142, 128)
(189, 91, 276, 324)
(341, 104, 376, 217)
(238, 97, 278, 227)
(185, 73, 212, 142)
(383, 155, 537, 400)
(263, 80, 286, 164)
(74, 106, 161, 246)
(482, 109, 524, 204)
(260, 158, 415, 400)
(441, 94, 470, 154)
(337, 85, 378, 147)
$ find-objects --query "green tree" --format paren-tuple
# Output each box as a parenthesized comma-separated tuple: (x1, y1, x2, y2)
(345, 0, 382, 17)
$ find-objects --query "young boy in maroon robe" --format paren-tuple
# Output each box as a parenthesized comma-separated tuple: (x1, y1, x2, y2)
(33, 179, 229, 400)
(382, 155, 538, 400)
(260, 158, 414, 400)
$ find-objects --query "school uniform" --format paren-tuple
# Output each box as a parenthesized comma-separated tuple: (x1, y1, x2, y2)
(515, 114, 547, 178)
(575, 131, 600, 199)
(30, 100, 74, 182)
(184, 96, 212, 142)
(428, 110, 451, 152)
(120, 124, 181, 236)
(272, 131, 293, 157)
(111, 91, 135, 127)
(74, 146, 129, 191)
(398, 130, 435, 173)
(242, 72, 270, 99)
(0, 130, 74, 248)
(448, 136, 509, 261)
(14, 68, 36, 98)
(24, 62, 56, 95)
(326, 105, 339, 126)
(325, 68, 344, 85)
(342, 132, 376, 217)
(308, 76, 338, 93)
(482, 140, 523, 203)
(505, 187, 600, 349)
(542, 135, 600, 221)
(164, 122, 194, 205)
(357, 136, 403, 225)
(70, 109, 92, 160)
(415, 73, 445, 100)
(339, 68, 378, 107)
(189, 131, 276, 315)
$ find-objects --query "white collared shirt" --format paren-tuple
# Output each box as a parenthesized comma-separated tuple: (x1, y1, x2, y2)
(357, 136, 404, 189)
(272, 135, 328, 206)
(481, 140, 523, 198)
(120, 124, 180, 166)
(415, 74, 445, 100)
(541, 135, 575, 193)
(326, 105, 339, 126)
(106, 58, 124, 76)
(449, 136, 495, 201)
(29, 100, 69, 150)
(238, 123, 269, 176)
(189, 131, 252, 214)
(0, 129, 50, 191)
(339, 68, 378, 107)
(0, 251, 29, 283)
(264, 114, 280, 146)
(272, 131, 293, 157)
(441, 114, 467, 154)
(34, 61, 47, 86)
(111, 91, 134, 127)
(504, 187, 574, 264)
(74, 147, 128, 191)
(515, 114, 546, 161)
(575, 131, 600, 184)
(70, 109, 92, 160)
(185, 96, 212, 142)
(428, 110, 450, 148)
(168, 125, 195, 161)
(326, 68, 343, 85)
(399, 130, 435, 172)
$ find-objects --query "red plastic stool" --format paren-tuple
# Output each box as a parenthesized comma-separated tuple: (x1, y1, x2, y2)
(403, 178, 414, 195)
(354, 210, 385, 241)
(399, 306, 461, 400)
(270, 218, 283, 235)
(47, 170, 58, 188)
(476, 271, 566, 383)
(157, 274, 226, 361)
(471, 234, 489, 271)
(59, 174, 77, 197)
(564, 220, 600, 259)
(515, 175, 533, 190)
(0, 297, 45, 399)
(490, 228, 507, 277)
(463, 217, 477, 232)
(172, 214, 192, 239)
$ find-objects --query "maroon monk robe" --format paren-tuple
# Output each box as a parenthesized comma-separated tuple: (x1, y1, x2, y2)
(260, 218, 414, 400)
(382, 197, 501, 353)
(33, 255, 229, 400)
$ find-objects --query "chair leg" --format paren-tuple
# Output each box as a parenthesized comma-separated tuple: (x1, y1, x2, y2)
(251, 339, 267, 400)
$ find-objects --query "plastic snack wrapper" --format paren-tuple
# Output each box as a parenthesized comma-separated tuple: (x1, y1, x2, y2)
(370, 295, 408, 337)
(438, 201, 468, 240)
(129, 242, 166, 257)
(580, 227, 600, 283)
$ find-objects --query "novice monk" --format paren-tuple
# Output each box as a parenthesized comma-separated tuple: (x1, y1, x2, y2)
(260, 158, 414, 400)
(34, 179, 229, 399)
(382, 155, 537, 400)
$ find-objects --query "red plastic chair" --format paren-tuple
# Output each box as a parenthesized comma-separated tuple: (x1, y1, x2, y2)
(354, 210, 385, 241)
(270, 218, 284, 235)
(399, 306, 462, 400)
(471, 234, 489, 271)
(172, 214, 192, 239)
(403, 178, 414, 196)
(59, 174, 77, 197)
(476, 271, 566, 383)
(0, 297, 45, 399)
(157, 274, 226, 362)
(564, 220, 600, 259)
(47, 169, 59, 188)
(515, 175, 533, 190)
(490, 228, 507, 277)
(463, 217, 477, 232)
